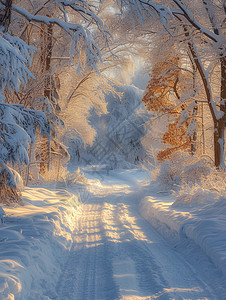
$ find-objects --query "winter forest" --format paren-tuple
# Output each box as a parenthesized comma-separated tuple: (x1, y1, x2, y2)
(0, 1, 226, 299)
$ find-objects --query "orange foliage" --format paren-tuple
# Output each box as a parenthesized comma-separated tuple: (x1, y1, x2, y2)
(157, 117, 191, 161)
(142, 56, 193, 161)
(162, 120, 188, 146)
(142, 57, 181, 113)
(157, 140, 191, 162)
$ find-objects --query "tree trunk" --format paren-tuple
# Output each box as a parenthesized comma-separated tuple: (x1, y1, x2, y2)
(202, 0, 226, 167)
(187, 38, 225, 167)
(43, 22, 53, 99)
(214, 56, 226, 168)
(190, 101, 198, 156)
(40, 21, 53, 176)
(0, 0, 13, 32)
(214, 119, 224, 168)
(176, 17, 225, 168)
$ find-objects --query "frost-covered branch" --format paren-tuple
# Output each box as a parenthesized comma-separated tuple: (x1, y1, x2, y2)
(164, 60, 194, 74)
(56, 0, 109, 33)
(12, 3, 110, 71)
(0, 103, 52, 188)
(124, 0, 220, 42)
(0, 33, 35, 97)
(171, 0, 219, 42)
(120, 0, 173, 27)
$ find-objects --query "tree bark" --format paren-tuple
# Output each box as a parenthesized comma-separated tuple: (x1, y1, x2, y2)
(0, 0, 13, 32)
(189, 42, 226, 167)
(185, 31, 225, 168)
(173, 8, 225, 168)
(43, 22, 53, 99)
(201, 0, 226, 167)
(40, 21, 53, 176)
(214, 56, 226, 168)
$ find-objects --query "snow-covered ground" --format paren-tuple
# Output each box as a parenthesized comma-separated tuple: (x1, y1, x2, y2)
(140, 187, 226, 277)
(1, 168, 226, 299)
(0, 186, 80, 299)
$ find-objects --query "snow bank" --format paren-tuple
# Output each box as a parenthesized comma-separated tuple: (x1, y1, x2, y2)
(0, 186, 80, 299)
(140, 193, 226, 276)
(141, 151, 226, 276)
(140, 195, 191, 242)
(180, 200, 226, 276)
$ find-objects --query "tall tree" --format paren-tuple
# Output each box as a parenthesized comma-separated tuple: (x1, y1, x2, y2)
(0, 0, 109, 197)
(121, 0, 226, 168)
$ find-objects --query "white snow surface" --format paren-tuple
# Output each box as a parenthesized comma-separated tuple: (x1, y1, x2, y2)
(1, 169, 226, 299)
(140, 187, 226, 277)
(0, 186, 80, 299)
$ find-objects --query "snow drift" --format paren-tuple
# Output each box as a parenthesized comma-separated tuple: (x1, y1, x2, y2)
(0, 186, 80, 299)
(141, 152, 226, 276)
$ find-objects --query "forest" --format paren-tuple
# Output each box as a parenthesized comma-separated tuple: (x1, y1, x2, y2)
(0, 1, 226, 299)
(0, 0, 225, 199)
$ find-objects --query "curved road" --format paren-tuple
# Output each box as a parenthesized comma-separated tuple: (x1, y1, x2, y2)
(57, 170, 226, 299)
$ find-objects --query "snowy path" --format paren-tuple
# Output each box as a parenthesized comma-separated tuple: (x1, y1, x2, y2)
(56, 170, 225, 300)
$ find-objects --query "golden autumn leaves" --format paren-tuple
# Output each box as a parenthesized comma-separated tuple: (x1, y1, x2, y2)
(142, 57, 196, 161)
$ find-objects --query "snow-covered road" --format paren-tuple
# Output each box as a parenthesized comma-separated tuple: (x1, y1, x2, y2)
(56, 170, 226, 299)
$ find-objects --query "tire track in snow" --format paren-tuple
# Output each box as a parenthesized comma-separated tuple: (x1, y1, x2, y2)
(56, 173, 225, 299)
(100, 201, 170, 299)
(104, 190, 223, 299)
(56, 203, 119, 300)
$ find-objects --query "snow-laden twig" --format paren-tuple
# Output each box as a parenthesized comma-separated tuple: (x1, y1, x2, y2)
(171, 0, 219, 42)
(0, 33, 35, 95)
(12, 3, 110, 71)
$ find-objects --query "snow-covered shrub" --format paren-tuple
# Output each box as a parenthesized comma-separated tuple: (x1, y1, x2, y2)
(67, 168, 88, 185)
(173, 168, 226, 206)
(173, 184, 221, 207)
(55, 168, 87, 190)
(157, 160, 181, 187)
(62, 129, 84, 166)
(156, 151, 213, 188)
(181, 160, 211, 184)
(153, 151, 225, 206)
(0, 103, 52, 196)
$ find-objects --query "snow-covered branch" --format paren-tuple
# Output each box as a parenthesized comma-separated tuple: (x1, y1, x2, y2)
(121, 0, 173, 26)
(12, 3, 109, 71)
(0, 102, 52, 188)
(125, 0, 220, 42)
(172, 0, 219, 42)
(56, 0, 109, 33)
(0, 33, 35, 96)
